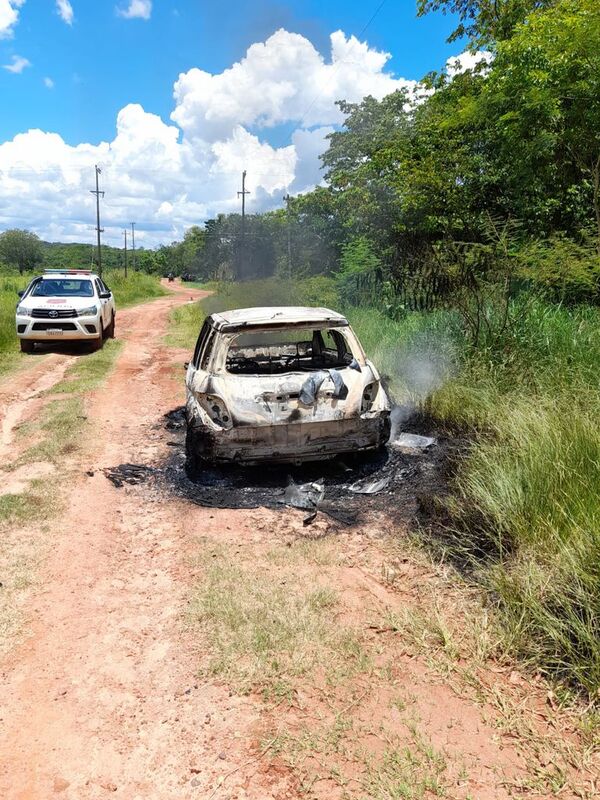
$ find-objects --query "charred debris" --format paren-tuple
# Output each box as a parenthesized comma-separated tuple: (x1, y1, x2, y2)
(103, 408, 463, 529)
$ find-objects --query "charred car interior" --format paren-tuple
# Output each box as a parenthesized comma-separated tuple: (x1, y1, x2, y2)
(226, 328, 354, 375)
(185, 307, 391, 467)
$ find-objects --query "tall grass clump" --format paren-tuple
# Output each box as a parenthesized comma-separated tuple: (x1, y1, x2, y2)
(428, 299, 600, 698)
(0, 272, 30, 375)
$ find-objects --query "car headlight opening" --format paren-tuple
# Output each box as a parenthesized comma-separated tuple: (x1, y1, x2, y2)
(77, 305, 98, 317)
(16, 305, 31, 317)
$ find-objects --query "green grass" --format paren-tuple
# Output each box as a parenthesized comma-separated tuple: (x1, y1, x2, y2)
(49, 338, 123, 394)
(422, 301, 600, 700)
(0, 272, 31, 376)
(103, 268, 167, 307)
(176, 278, 600, 700)
(165, 299, 206, 348)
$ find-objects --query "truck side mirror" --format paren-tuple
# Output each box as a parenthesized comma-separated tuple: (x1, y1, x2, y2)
(17, 290, 24, 298)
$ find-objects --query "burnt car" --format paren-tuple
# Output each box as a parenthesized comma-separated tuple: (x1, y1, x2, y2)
(185, 306, 391, 467)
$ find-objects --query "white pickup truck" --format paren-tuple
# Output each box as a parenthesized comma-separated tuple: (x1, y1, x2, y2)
(15, 269, 116, 353)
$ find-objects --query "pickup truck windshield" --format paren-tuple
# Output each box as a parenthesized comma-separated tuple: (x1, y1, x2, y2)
(31, 279, 94, 298)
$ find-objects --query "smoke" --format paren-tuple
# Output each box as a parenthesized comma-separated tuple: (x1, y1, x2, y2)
(377, 333, 456, 440)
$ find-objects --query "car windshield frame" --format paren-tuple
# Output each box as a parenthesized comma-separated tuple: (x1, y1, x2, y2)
(224, 325, 356, 375)
(31, 279, 95, 298)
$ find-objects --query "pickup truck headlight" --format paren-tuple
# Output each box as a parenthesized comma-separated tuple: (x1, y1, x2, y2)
(77, 305, 98, 317)
(16, 305, 31, 317)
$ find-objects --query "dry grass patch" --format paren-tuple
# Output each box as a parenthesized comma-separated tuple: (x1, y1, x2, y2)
(188, 540, 369, 699)
(0, 491, 56, 652)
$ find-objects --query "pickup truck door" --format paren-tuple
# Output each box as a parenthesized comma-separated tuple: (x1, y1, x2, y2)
(95, 279, 112, 327)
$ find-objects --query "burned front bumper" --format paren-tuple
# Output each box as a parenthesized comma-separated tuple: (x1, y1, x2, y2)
(188, 413, 391, 465)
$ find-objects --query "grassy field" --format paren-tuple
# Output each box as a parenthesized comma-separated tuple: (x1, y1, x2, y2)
(173, 278, 600, 701)
(0, 268, 165, 378)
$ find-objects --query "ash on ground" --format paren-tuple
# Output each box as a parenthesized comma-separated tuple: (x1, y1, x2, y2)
(144, 407, 463, 527)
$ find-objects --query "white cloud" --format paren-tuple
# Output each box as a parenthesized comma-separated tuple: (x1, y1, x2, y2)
(0, 28, 427, 247)
(172, 29, 414, 142)
(117, 0, 151, 20)
(3, 54, 30, 73)
(55, 0, 73, 25)
(0, 0, 25, 39)
(445, 50, 493, 78)
(44, 77, 54, 89)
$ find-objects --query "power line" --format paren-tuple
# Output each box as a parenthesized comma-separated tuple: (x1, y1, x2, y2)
(89, 165, 104, 277)
(294, 0, 389, 131)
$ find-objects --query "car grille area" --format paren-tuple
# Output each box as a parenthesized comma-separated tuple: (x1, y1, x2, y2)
(31, 322, 78, 331)
(31, 308, 77, 318)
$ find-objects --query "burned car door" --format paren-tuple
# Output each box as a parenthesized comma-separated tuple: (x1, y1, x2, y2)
(186, 319, 214, 398)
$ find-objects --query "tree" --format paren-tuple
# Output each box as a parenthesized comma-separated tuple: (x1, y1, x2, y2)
(0, 229, 44, 274)
(480, 0, 600, 250)
(337, 237, 384, 306)
(416, 0, 555, 46)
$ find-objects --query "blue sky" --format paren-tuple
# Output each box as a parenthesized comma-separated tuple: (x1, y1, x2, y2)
(0, 1, 461, 145)
(0, 1, 467, 245)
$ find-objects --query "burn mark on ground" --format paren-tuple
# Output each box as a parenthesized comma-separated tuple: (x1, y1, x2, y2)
(104, 407, 465, 529)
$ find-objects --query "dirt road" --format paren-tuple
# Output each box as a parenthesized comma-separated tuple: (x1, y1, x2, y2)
(0, 283, 595, 800)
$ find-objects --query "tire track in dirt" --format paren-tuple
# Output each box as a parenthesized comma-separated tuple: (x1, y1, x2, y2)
(0, 355, 72, 462)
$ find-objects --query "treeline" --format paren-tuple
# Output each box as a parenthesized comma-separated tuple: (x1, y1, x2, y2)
(156, 0, 600, 313)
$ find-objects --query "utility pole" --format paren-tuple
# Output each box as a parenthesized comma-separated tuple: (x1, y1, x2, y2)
(90, 165, 104, 277)
(130, 222, 136, 270)
(237, 170, 250, 279)
(123, 228, 128, 277)
(283, 193, 292, 279)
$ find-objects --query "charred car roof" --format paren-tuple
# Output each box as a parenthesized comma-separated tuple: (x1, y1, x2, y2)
(208, 306, 349, 332)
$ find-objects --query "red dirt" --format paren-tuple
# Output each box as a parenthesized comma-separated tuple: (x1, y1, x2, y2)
(0, 281, 595, 799)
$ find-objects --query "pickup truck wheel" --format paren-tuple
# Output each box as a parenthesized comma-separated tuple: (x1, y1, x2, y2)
(20, 339, 35, 354)
(105, 313, 115, 339)
(90, 323, 104, 352)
